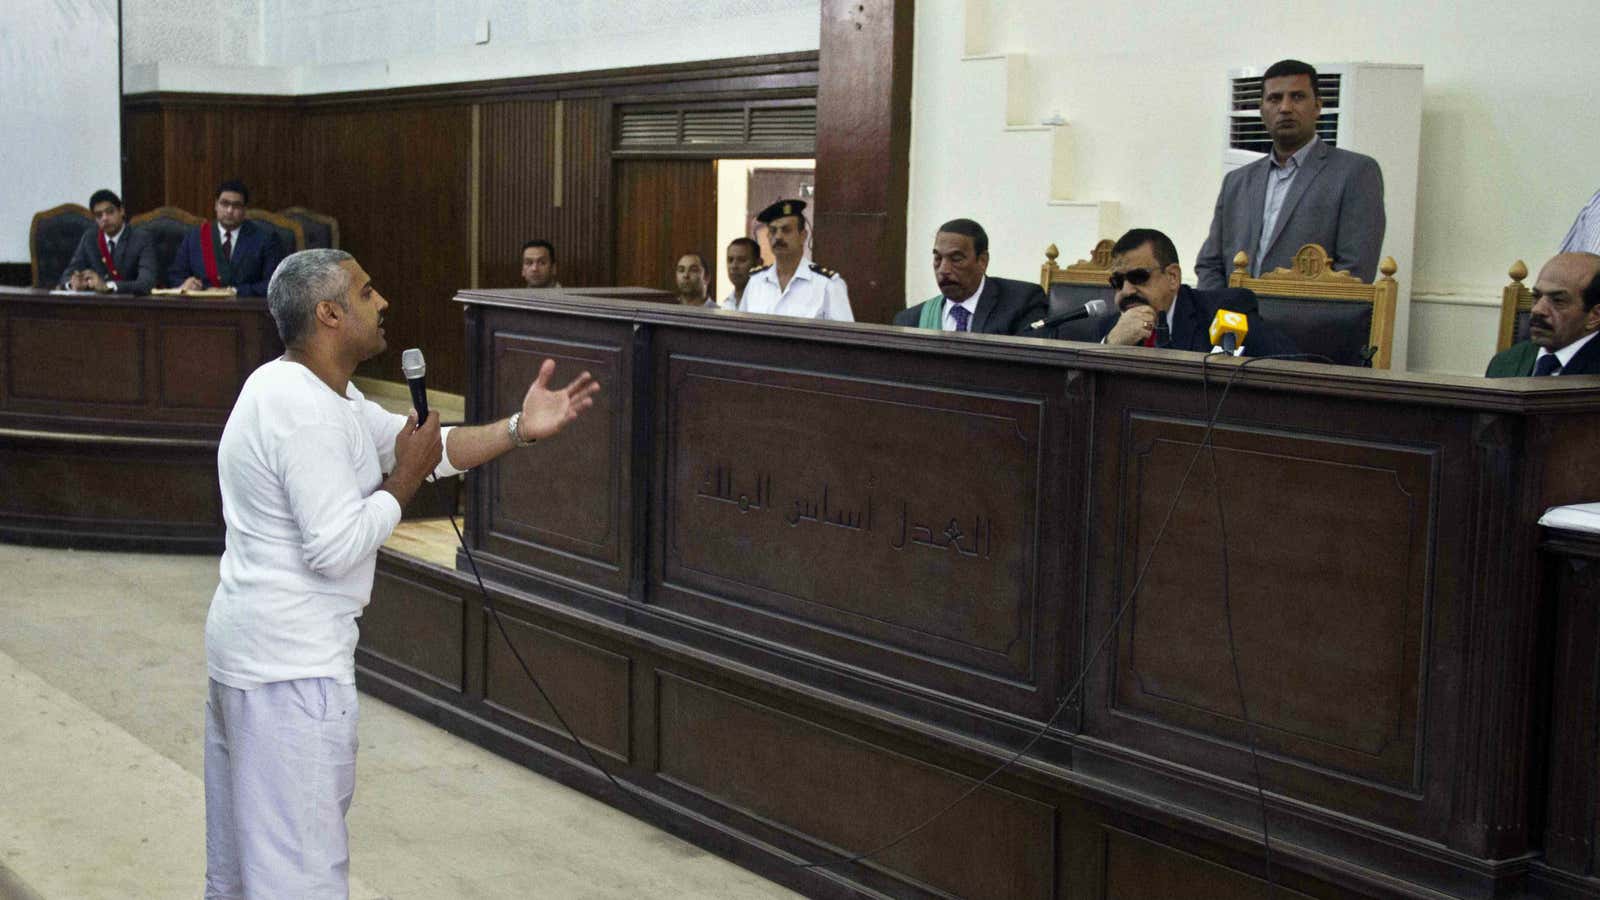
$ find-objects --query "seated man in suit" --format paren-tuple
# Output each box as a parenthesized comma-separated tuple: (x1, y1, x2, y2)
(171, 180, 285, 296)
(1098, 228, 1298, 357)
(894, 218, 1047, 335)
(58, 189, 159, 294)
(1194, 59, 1385, 290)
(1486, 253, 1600, 377)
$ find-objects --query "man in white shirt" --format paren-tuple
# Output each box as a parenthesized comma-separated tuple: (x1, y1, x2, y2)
(203, 248, 599, 898)
(722, 237, 761, 309)
(737, 198, 853, 320)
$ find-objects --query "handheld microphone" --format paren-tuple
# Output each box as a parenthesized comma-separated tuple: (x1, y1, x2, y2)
(400, 348, 429, 425)
(1026, 298, 1108, 332)
(1208, 309, 1249, 356)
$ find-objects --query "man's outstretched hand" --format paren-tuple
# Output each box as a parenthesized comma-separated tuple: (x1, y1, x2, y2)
(516, 359, 600, 442)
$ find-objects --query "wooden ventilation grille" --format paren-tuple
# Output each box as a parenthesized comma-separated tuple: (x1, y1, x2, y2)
(1228, 73, 1341, 154)
(616, 101, 816, 155)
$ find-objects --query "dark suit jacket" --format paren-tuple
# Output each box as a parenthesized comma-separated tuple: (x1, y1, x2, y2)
(1194, 139, 1386, 291)
(168, 220, 285, 296)
(893, 276, 1048, 336)
(58, 225, 159, 294)
(1094, 285, 1300, 358)
(1485, 337, 1600, 377)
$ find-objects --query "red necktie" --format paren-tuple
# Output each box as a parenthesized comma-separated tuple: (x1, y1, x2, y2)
(222, 231, 233, 260)
(1143, 332, 1156, 347)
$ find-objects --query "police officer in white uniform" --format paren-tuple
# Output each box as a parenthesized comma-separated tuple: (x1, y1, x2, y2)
(737, 199, 853, 321)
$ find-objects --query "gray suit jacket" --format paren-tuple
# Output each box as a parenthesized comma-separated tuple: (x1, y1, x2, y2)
(58, 225, 160, 294)
(1194, 139, 1386, 291)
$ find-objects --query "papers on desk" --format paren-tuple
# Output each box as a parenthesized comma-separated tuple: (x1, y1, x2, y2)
(152, 287, 238, 299)
(48, 289, 96, 295)
(1540, 503, 1600, 534)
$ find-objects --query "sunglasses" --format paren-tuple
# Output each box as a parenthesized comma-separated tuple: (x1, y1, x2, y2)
(1108, 268, 1155, 291)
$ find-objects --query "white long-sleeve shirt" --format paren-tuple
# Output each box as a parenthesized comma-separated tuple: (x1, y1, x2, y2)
(206, 358, 460, 689)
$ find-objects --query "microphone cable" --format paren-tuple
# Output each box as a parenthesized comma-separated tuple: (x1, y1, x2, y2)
(431, 475, 662, 826)
(1197, 350, 1336, 894)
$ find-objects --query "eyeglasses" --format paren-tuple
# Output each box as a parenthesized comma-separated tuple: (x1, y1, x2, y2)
(1108, 268, 1155, 291)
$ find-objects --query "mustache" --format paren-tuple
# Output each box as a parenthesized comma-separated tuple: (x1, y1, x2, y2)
(1530, 314, 1553, 330)
(1118, 296, 1151, 312)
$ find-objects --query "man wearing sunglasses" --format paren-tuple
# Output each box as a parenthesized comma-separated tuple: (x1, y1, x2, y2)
(1098, 228, 1298, 357)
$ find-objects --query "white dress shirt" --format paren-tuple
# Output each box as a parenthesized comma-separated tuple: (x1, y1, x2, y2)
(942, 278, 986, 331)
(738, 258, 854, 321)
(1536, 330, 1599, 374)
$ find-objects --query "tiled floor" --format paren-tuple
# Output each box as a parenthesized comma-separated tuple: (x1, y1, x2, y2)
(0, 542, 797, 900)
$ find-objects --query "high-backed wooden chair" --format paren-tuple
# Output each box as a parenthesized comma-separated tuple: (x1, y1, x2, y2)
(1040, 239, 1118, 342)
(278, 207, 340, 250)
(30, 203, 94, 288)
(1496, 260, 1534, 353)
(130, 206, 204, 288)
(246, 209, 307, 254)
(1229, 244, 1399, 368)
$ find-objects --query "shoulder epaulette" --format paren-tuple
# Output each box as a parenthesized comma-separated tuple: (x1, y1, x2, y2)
(751, 263, 772, 275)
(809, 263, 838, 278)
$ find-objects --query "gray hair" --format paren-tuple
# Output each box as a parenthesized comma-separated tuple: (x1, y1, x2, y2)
(267, 249, 354, 347)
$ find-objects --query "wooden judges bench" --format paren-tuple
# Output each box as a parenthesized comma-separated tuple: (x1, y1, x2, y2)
(0, 286, 280, 551)
(361, 288, 1600, 900)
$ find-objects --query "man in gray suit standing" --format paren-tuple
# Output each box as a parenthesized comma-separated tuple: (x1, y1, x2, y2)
(1194, 59, 1386, 291)
(58, 189, 160, 294)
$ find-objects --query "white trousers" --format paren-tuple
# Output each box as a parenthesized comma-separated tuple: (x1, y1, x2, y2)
(204, 677, 359, 900)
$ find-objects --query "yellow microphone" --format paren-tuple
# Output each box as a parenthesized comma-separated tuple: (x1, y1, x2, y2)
(1208, 309, 1249, 355)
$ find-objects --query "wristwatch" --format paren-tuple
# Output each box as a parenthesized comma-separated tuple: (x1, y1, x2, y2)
(507, 412, 535, 448)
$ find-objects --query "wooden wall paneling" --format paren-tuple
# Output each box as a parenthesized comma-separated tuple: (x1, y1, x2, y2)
(121, 108, 166, 214)
(479, 97, 612, 291)
(813, 0, 915, 324)
(303, 105, 474, 392)
(149, 104, 304, 214)
(611, 159, 717, 297)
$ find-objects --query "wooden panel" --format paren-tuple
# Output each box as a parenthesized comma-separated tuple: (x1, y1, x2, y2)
(655, 671, 1056, 900)
(1110, 413, 1433, 789)
(149, 104, 305, 214)
(483, 607, 631, 762)
(363, 568, 466, 692)
(304, 105, 474, 393)
(7, 317, 144, 405)
(662, 355, 1038, 677)
(0, 440, 219, 529)
(158, 324, 240, 410)
(121, 108, 166, 214)
(1542, 531, 1600, 877)
(813, 0, 914, 324)
(479, 316, 631, 595)
(612, 159, 717, 296)
(479, 98, 611, 288)
(1101, 828, 1319, 900)
(647, 325, 1078, 718)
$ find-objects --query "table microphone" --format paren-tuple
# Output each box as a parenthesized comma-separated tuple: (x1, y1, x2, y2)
(401, 348, 429, 425)
(1208, 309, 1249, 356)
(1026, 298, 1108, 332)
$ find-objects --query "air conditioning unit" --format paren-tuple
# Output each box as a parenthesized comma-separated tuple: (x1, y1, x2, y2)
(1224, 62, 1424, 369)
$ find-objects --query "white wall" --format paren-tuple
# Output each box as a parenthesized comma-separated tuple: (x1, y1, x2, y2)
(1, 0, 122, 262)
(122, 0, 820, 94)
(909, 0, 1600, 375)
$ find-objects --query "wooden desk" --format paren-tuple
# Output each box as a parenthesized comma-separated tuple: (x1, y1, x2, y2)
(0, 287, 280, 551)
(361, 290, 1600, 899)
